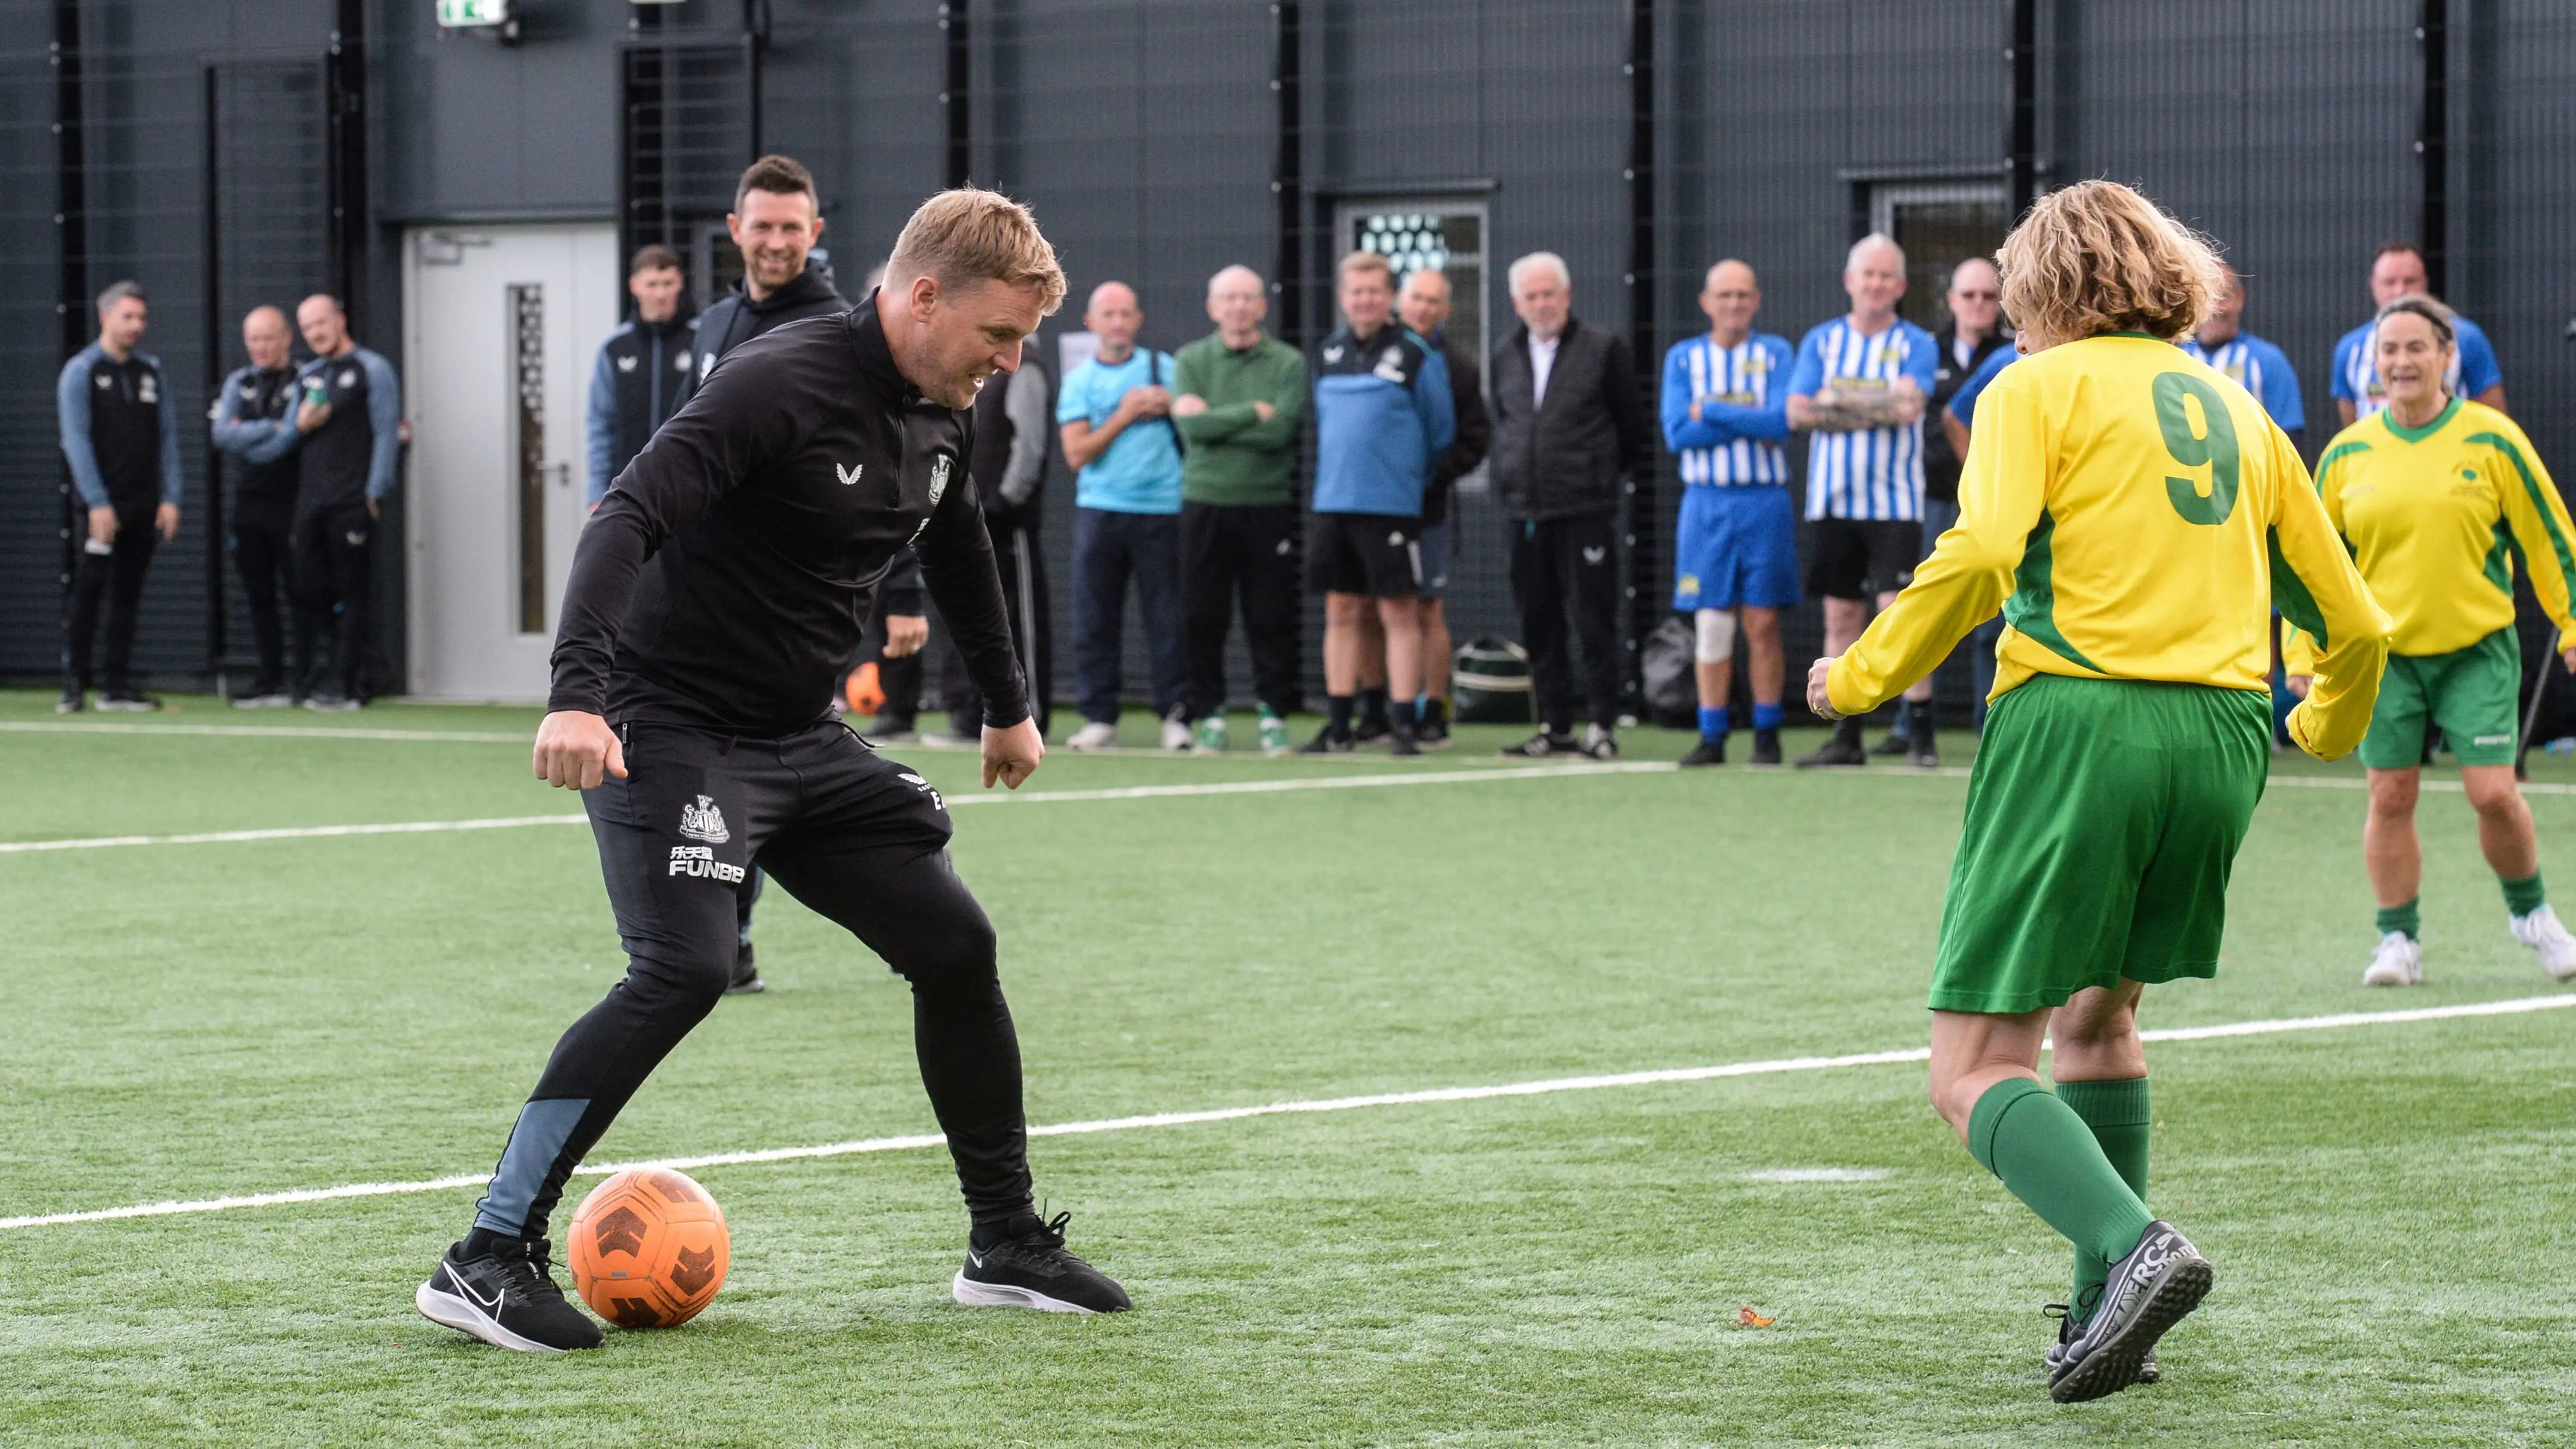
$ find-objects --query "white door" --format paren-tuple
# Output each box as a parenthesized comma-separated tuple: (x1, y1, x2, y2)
(403, 223, 619, 701)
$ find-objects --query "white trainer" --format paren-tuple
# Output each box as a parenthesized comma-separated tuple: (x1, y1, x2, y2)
(1160, 716, 1194, 752)
(2361, 931, 2423, 987)
(2510, 903, 2576, 982)
(1063, 721, 1120, 752)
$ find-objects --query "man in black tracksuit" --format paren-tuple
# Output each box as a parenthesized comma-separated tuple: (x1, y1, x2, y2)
(585, 244, 697, 510)
(286, 294, 402, 709)
(415, 191, 1127, 1356)
(1488, 254, 1651, 758)
(935, 344, 1054, 740)
(210, 304, 304, 706)
(56, 280, 184, 712)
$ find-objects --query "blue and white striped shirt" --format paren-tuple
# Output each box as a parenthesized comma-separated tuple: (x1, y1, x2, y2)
(1660, 331, 1793, 486)
(2179, 332, 2306, 433)
(1787, 316, 1939, 521)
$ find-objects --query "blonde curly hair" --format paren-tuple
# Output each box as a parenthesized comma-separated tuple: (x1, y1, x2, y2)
(1998, 181, 2225, 343)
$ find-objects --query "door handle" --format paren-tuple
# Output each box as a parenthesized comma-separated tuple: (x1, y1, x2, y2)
(554, 462, 571, 489)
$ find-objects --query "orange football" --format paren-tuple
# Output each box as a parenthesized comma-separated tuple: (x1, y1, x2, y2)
(566, 1167, 730, 1329)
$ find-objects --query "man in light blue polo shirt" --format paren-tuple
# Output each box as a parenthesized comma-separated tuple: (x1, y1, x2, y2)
(1057, 280, 1188, 750)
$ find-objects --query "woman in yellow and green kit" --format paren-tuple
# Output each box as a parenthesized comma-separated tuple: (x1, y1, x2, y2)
(2285, 294, 2576, 988)
(1810, 181, 2390, 1401)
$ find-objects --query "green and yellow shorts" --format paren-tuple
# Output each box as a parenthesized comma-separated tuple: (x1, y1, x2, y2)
(1928, 674, 2272, 1015)
(2357, 627, 2522, 771)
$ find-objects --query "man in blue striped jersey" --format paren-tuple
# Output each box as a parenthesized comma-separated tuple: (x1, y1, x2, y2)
(1786, 234, 1940, 767)
(2331, 242, 2505, 427)
(1661, 259, 1795, 766)
(2181, 264, 2304, 444)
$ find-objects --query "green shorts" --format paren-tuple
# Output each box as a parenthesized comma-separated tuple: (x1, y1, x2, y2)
(1928, 675, 2272, 1014)
(2358, 628, 2522, 770)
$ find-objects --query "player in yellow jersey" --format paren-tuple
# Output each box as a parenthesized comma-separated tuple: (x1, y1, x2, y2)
(2283, 295, 2576, 989)
(1805, 181, 2391, 1402)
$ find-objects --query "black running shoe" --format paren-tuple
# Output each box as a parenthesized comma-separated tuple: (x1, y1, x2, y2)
(1680, 737, 1727, 767)
(98, 690, 162, 712)
(416, 1237, 604, 1353)
(2050, 1221, 2208, 1402)
(1352, 718, 1391, 748)
(1910, 740, 1940, 770)
(1388, 726, 1422, 758)
(1295, 726, 1355, 755)
(725, 942, 765, 995)
(2047, 1293, 2159, 1385)
(1501, 731, 1579, 759)
(1417, 718, 1452, 750)
(1795, 735, 1868, 768)
(56, 686, 84, 715)
(1865, 731, 1912, 756)
(953, 1212, 1132, 1315)
(1750, 728, 1782, 766)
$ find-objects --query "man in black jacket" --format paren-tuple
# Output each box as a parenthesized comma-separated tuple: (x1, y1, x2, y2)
(414, 189, 1129, 1357)
(1487, 252, 1651, 759)
(933, 340, 1054, 742)
(584, 244, 696, 509)
(209, 304, 303, 706)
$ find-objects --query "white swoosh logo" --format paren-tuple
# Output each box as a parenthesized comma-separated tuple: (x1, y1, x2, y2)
(455, 1271, 503, 1313)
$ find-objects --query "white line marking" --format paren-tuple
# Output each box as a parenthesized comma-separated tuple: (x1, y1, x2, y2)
(0, 721, 526, 743)
(0, 763, 1674, 855)
(5, 993, 2567, 1233)
(1739, 1168, 1894, 1182)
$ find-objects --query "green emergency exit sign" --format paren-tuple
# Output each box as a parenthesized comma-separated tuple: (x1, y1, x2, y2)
(435, 0, 511, 26)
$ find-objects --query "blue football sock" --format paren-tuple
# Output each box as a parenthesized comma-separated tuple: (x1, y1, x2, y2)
(1699, 706, 1730, 742)
(1752, 702, 1784, 731)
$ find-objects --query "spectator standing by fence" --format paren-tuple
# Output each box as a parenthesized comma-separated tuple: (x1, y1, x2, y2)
(1300, 251, 1454, 756)
(1661, 259, 1795, 767)
(1385, 267, 1489, 748)
(2333, 243, 2505, 427)
(1788, 234, 1939, 767)
(1489, 252, 1650, 761)
(56, 280, 182, 713)
(1059, 280, 1188, 751)
(1173, 265, 1307, 755)
(286, 294, 400, 712)
(587, 245, 697, 508)
(210, 303, 302, 707)
(933, 338, 1055, 743)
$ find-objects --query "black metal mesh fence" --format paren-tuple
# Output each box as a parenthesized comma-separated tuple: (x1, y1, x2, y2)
(4, 1, 2573, 728)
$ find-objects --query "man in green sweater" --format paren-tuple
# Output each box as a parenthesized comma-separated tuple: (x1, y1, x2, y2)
(1172, 264, 1309, 754)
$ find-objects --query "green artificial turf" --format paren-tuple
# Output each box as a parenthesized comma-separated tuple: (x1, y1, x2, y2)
(1, 690, 2571, 1445)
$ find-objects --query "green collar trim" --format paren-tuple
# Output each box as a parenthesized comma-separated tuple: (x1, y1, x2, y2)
(2381, 396, 2461, 444)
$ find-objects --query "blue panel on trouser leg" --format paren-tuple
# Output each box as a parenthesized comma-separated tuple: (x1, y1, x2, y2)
(472, 1096, 592, 1236)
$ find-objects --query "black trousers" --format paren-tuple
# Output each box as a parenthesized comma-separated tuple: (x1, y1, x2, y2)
(1508, 511, 1623, 733)
(471, 721, 1032, 1240)
(63, 506, 159, 693)
(938, 501, 1055, 738)
(1179, 501, 1302, 719)
(231, 510, 294, 693)
(291, 502, 373, 698)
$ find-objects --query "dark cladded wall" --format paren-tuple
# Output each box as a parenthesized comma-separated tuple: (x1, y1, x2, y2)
(6, 1, 2572, 716)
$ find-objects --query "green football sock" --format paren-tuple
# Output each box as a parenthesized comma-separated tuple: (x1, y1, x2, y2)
(2054, 1077, 2151, 1323)
(2502, 871, 2547, 918)
(1966, 1079, 2155, 1278)
(2376, 898, 2421, 941)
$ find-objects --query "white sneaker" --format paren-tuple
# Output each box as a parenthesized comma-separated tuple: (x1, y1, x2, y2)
(1160, 717, 1194, 752)
(2510, 903, 2576, 982)
(1064, 721, 1120, 751)
(2361, 931, 2423, 987)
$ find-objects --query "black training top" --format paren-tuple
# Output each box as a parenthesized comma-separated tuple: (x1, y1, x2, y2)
(550, 297, 1029, 736)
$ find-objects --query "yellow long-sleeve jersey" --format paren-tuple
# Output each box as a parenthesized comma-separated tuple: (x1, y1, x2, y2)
(1827, 334, 2391, 759)
(2283, 399, 2576, 669)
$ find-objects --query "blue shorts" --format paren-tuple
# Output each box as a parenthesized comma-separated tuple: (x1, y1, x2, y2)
(1672, 484, 1801, 612)
(1416, 519, 1452, 600)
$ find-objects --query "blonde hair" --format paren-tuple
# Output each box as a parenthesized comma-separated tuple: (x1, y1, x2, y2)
(1997, 181, 2224, 342)
(1337, 250, 1394, 284)
(885, 188, 1066, 316)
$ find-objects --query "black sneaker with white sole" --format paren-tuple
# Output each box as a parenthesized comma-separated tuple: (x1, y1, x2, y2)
(416, 1237, 603, 1353)
(725, 942, 765, 995)
(953, 1211, 1132, 1315)
(1500, 731, 1580, 759)
(2049, 1221, 2207, 1402)
(2046, 1292, 2157, 1385)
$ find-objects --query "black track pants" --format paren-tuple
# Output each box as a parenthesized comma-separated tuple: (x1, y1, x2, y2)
(63, 508, 158, 693)
(471, 721, 1032, 1240)
(231, 512, 294, 692)
(1507, 511, 1622, 733)
(291, 502, 373, 697)
(1179, 501, 1302, 720)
